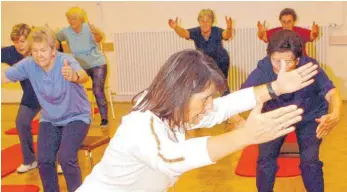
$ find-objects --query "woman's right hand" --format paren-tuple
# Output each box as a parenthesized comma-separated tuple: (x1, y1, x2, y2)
(257, 21, 267, 37)
(168, 17, 178, 29)
(243, 103, 303, 145)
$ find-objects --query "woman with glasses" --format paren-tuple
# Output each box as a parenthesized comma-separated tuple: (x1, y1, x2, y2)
(2, 27, 91, 192)
(257, 8, 319, 56)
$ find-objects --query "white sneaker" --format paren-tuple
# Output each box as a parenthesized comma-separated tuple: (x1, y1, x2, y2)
(57, 164, 63, 174)
(16, 161, 37, 173)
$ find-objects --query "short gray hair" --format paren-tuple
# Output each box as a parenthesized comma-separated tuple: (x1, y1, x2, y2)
(27, 26, 57, 49)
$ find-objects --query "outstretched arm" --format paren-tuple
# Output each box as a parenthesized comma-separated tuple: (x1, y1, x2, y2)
(1, 64, 12, 83)
(310, 22, 319, 41)
(257, 20, 268, 43)
(168, 17, 190, 39)
(222, 16, 233, 40)
(88, 23, 104, 43)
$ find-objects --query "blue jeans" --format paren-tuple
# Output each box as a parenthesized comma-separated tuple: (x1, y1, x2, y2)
(256, 120, 324, 192)
(37, 120, 89, 192)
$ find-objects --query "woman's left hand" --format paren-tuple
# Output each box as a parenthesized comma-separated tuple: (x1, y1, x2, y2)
(274, 61, 318, 95)
(61, 59, 78, 82)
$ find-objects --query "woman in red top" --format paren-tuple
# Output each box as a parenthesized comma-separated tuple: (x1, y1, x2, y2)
(257, 8, 319, 56)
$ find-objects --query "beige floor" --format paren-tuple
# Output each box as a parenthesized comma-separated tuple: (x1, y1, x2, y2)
(1, 102, 347, 192)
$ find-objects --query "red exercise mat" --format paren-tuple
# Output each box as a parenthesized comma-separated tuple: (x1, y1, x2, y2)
(284, 131, 297, 143)
(1, 143, 37, 178)
(235, 145, 301, 177)
(4, 119, 39, 135)
(1, 185, 40, 192)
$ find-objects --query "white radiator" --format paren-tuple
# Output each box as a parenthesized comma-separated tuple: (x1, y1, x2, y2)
(113, 26, 329, 96)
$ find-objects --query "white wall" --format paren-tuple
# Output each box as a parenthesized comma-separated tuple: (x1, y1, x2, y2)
(2, 1, 346, 102)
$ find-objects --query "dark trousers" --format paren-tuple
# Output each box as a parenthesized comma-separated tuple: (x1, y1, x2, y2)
(37, 120, 89, 192)
(16, 105, 40, 164)
(256, 121, 324, 192)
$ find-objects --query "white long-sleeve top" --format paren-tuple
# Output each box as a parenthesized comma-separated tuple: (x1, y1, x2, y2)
(76, 87, 256, 192)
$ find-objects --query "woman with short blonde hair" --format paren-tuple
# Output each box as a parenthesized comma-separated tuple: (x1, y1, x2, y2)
(197, 9, 215, 24)
(168, 9, 232, 95)
(57, 6, 109, 127)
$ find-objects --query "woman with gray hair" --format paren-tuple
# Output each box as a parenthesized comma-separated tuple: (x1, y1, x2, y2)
(168, 9, 232, 95)
(2, 26, 91, 192)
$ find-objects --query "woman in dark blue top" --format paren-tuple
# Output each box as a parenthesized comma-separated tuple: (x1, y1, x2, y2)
(241, 30, 342, 192)
(1, 23, 41, 173)
(168, 9, 232, 94)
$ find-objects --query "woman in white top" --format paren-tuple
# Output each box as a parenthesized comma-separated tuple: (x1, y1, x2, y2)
(77, 49, 318, 192)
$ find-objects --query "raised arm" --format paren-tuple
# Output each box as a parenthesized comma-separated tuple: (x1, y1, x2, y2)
(194, 61, 318, 129)
(257, 20, 268, 43)
(88, 23, 104, 43)
(310, 22, 319, 41)
(222, 16, 233, 40)
(168, 17, 190, 39)
(254, 61, 318, 103)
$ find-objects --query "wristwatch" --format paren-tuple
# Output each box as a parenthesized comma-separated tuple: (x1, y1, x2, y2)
(75, 71, 80, 82)
(267, 83, 278, 99)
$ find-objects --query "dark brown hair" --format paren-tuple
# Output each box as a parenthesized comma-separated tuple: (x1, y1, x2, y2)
(279, 8, 297, 21)
(132, 49, 227, 128)
(267, 29, 303, 59)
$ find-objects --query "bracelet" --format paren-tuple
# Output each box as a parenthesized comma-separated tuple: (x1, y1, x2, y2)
(266, 83, 278, 99)
(75, 72, 80, 82)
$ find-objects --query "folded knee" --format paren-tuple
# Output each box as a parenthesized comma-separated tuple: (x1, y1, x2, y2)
(57, 153, 78, 166)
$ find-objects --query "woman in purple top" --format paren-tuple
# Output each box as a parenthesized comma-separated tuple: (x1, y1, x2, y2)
(168, 9, 232, 95)
(2, 26, 91, 192)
